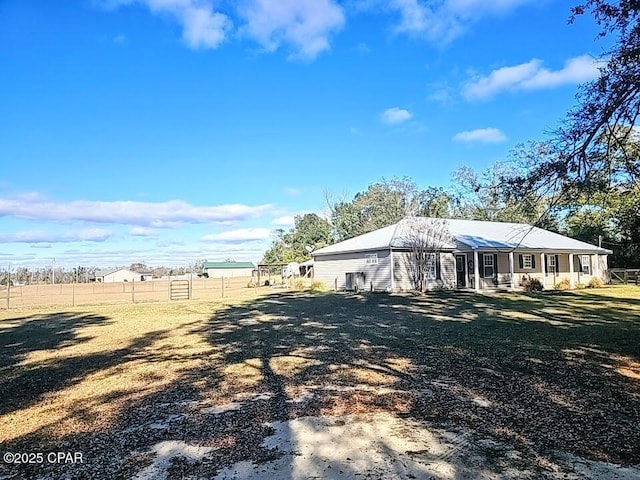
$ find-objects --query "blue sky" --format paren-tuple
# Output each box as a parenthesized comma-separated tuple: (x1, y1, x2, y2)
(0, 0, 609, 268)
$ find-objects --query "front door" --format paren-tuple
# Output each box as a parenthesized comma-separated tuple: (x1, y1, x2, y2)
(455, 254, 467, 288)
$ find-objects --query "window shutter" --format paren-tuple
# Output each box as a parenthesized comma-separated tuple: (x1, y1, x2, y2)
(436, 254, 441, 280)
(545, 255, 549, 276)
(578, 256, 583, 270)
(532, 255, 536, 269)
(479, 254, 485, 275)
(555, 255, 559, 272)
(518, 254, 523, 269)
(493, 254, 498, 277)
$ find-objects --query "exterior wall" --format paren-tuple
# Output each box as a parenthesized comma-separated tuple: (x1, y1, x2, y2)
(392, 251, 456, 291)
(313, 250, 392, 292)
(473, 253, 513, 289)
(100, 269, 139, 283)
(205, 268, 254, 278)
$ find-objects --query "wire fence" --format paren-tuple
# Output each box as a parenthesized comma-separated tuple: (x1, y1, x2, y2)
(1, 276, 286, 309)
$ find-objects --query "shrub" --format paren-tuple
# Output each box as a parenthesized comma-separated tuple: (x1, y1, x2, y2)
(264, 280, 270, 286)
(310, 280, 326, 291)
(588, 277, 604, 288)
(554, 278, 571, 291)
(522, 277, 543, 292)
(246, 280, 255, 288)
(575, 282, 586, 290)
(291, 278, 306, 290)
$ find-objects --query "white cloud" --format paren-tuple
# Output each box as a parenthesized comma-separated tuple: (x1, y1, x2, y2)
(381, 0, 535, 43)
(453, 128, 507, 144)
(105, 0, 232, 49)
(380, 107, 412, 124)
(0, 228, 112, 244)
(272, 215, 295, 226)
(0, 196, 273, 227)
(201, 228, 272, 243)
(129, 226, 157, 236)
(464, 55, 601, 100)
(520, 55, 602, 89)
(284, 187, 302, 196)
(239, 0, 345, 60)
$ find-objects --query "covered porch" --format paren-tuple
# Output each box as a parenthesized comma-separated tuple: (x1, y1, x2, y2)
(454, 250, 609, 291)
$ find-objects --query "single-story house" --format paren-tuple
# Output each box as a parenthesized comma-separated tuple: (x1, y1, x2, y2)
(203, 261, 255, 278)
(94, 268, 152, 283)
(312, 217, 612, 292)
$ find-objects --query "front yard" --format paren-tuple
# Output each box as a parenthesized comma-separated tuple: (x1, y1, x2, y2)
(0, 286, 638, 479)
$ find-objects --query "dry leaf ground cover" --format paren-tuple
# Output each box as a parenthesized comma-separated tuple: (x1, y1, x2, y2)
(0, 286, 638, 479)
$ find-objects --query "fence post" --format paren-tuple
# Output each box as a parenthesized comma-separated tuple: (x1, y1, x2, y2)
(221, 276, 225, 298)
(72, 281, 75, 307)
(189, 274, 193, 300)
(6, 283, 9, 310)
(132, 279, 135, 303)
(168, 281, 171, 301)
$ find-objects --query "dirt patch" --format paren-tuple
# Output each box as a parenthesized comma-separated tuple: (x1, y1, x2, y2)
(214, 413, 640, 480)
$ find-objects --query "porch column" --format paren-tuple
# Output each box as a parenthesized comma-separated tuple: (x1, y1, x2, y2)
(509, 251, 515, 290)
(569, 253, 575, 289)
(540, 253, 546, 289)
(593, 254, 599, 279)
(473, 249, 480, 292)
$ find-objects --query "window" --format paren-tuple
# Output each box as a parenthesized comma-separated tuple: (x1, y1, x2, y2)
(581, 255, 591, 275)
(548, 255, 556, 274)
(365, 253, 378, 265)
(425, 253, 437, 280)
(483, 254, 494, 278)
(522, 254, 533, 269)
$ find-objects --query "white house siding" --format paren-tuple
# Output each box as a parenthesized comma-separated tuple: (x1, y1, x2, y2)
(314, 250, 392, 292)
(392, 251, 456, 291)
(99, 269, 139, 283)
(205, 268, 254, 278)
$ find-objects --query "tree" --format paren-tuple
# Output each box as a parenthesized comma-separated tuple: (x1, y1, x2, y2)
(517, 2, 640, 199)
(327, 177, 457, 241)
(262, 214, 333, 264)
(398, 217, 454, 292)
(129, 263, 148, 273)
(453, 158, 560, 230)
(564, 183, 640, 266)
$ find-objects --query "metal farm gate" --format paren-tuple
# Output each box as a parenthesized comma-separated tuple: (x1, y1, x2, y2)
(170, 280, 190, 300)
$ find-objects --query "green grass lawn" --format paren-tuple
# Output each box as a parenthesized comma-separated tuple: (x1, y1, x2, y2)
(1, 286, 638, 478)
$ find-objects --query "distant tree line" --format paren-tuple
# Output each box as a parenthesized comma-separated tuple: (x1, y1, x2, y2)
(0, 261, 207, 286)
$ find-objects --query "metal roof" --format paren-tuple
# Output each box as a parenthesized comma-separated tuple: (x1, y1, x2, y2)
(313, 218, 456, 256)
(446, 218, 612, 253)
(313, 217, 612, 256)
(204, 261, 255, 269)
(94, 267, 131, 277)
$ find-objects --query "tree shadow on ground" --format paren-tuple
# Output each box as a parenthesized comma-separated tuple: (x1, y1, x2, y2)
(191, 290, 640, 467)
(1, 289, 638, 479)
(0, 312, 117, 414)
